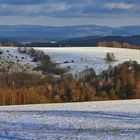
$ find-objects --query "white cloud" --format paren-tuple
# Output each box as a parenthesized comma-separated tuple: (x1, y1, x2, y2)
(46, 3, 72, 13)
(105, 2, 136, 10)
(0, 4, 43, 14)
(0, 2, 72, 15)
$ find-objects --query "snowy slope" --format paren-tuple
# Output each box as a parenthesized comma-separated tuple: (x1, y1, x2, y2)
(0, 100, 140, 140)
(37, 47, 140, 74)
(0, 47, 140, 75)
(0, 47, 37, 72)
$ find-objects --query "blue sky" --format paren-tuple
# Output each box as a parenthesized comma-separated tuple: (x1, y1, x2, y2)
(0, 0, 139, 27)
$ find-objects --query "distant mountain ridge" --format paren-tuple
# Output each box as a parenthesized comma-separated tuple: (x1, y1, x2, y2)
(0, 25, 140, 42)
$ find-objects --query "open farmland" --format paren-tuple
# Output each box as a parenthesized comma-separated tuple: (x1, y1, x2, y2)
(37, 47, 140, 74)
(0, 100, 140, 140)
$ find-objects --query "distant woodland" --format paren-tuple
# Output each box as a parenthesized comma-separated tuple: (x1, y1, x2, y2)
(0, 35, 140, 48)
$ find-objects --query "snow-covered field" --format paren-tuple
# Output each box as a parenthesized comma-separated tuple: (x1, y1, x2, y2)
(0, 47, 140, 75)
(38, 47, 140, 74)
(0, 100, 140, 140)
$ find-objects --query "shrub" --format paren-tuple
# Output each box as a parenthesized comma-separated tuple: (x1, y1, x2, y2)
(105, 53, 116, 64)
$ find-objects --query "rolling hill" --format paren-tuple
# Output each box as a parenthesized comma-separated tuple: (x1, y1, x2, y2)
(1, 47, 140, 75)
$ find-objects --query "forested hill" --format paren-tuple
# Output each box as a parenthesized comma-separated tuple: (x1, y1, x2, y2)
(58, 35, 140, 47)
(0, 35, 139, 48)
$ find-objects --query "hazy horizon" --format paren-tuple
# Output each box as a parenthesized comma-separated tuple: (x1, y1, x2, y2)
(0, 24, 139, 28)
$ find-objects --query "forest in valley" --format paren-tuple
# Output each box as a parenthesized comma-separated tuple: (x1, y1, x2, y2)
(0, 47, 140, 105)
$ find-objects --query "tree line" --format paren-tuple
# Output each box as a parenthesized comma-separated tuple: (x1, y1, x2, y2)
(0, 60, 140, 105)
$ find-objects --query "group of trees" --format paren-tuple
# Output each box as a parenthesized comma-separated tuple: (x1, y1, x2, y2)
(0, 60, 140, 105)
(97, 41, 139, 49)
(18, 47, 66, 75)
